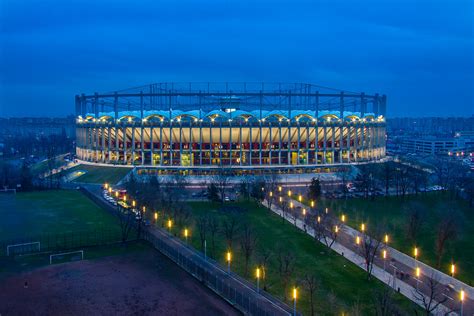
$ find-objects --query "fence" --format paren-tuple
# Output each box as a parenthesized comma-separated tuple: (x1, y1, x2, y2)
(0, 228, 124, 257)
(142, 228, 293, 316)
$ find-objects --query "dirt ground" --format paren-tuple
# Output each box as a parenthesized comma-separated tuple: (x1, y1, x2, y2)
(0, 249, 240, 316)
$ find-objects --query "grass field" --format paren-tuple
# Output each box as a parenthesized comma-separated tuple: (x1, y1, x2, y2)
(65, 164, 131, 184)
(183, 201, 420, 315)
(307, 192, 474, 285)
(0, 190, 120, 241)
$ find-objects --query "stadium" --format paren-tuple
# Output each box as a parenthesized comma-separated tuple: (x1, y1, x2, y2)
(75, 82, 386, 174)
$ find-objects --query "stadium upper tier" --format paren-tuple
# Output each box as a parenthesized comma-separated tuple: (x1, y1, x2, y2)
(78, 109, 380, 123)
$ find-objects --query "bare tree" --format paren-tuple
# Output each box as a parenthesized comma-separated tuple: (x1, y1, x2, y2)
(208, 215, 219, 256)
(412, 273, 448, 315)
(301, 274, 319, 316)
(256, 248, 273, 291)
(276, 245, 295, 301)
(196, 215, 209, 252)
(405, 202, 426, 245)
(212, 166, 231, 203)
(435, 209, 459, 268)
(373, 286, 397, 316)
(395, 165, 411, 199)
(222, 217, 239, 250)
(239, 223, 258, 277)
(358, 225, 384, 280)
(319, 216, 341, 249)
(117, 206, 135, 243)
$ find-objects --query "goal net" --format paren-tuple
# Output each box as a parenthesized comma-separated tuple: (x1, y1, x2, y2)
(7, 241, 40, 256)
(50, 250, 84, 264)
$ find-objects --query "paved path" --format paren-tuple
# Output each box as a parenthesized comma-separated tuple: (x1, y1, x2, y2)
(264, 199, 474, 315)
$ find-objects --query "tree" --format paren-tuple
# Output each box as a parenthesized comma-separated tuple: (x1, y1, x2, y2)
(354, 164, 377, 199)
(301, 274, 319, 316)
(222, 217, 239, 250)
(250, 178, 265, 202)
(412, 273, 448, 315)
(207, 182, 220, 202)
(256, 248, 273, 291)
(307, 177, 322, 201)
(373, 286, 398, 316)
(239, 177, 252, 201)
(239, 223, 258, 277)
(196, 215, 209, 252)
(117, 206, 135, 243)
(276, 245, 295, 302)
(208, 215, 219, 256)
(211, 167, 231, 203)
(358, 225, 384, 280)
(435, 209, 459, 269)
(404, 202, 426, 245)
(378, 162, 394, 197)
(337, 168, 350, 199)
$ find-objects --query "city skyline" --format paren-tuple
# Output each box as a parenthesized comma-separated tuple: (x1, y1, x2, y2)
(1, 0, 473, 118)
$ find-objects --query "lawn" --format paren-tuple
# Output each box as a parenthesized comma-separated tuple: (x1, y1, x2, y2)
(183, 201, 420, 315)
(305, 192, 474, 285)
(0, 190, 121, 241)
(65, 164, 131, 184)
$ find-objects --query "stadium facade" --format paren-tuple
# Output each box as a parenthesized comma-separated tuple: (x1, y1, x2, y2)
(75, 83, 386, 172)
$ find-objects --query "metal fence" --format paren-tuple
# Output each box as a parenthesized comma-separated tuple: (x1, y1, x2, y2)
(0, 228, 125, 257)
(141, 229, 293, 316)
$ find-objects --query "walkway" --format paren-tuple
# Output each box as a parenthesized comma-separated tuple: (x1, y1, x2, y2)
(264, 199, 474, 315)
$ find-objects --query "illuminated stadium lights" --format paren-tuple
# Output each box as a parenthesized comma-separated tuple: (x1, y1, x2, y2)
(75, 82, 386, 169)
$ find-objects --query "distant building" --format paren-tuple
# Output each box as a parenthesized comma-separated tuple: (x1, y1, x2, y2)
(0, 116, 75, 139)
(399, 132, 474, 156)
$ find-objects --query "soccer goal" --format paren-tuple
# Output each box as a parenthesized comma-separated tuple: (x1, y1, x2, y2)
(49, 250, 84, 265)
(7, 241, 40, 256)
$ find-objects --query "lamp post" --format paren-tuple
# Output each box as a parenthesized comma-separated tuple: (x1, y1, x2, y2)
(256, 267, 261, 293)
(356, 236, 360, 245)
(154, 211, 158, 223)
(292, 287, 297, 316)
(184, 228, 189, 243)
(278, 185, 282, 193)
(226, 251, 231, 273)
(325, 207, 328, 214)
(298, 194, 302, 202)
(451, 263, 455, 278)
(310, 200, 315, 209)
(167, 219, 172, 232)
(382, 249, 387, 271)
(361, 223, 365, 233)
(415, 267, 421, 290)
(414, 247, 419, 269)
(460, 290, 465, 316)
(341, 214, 346, 223)
(288, 190, 292, 197)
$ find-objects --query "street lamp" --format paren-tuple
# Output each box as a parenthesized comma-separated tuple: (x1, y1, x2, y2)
(334, 226, 339, 233)
(226, 251, 231, 273)
(325, 207, 329, 214)
(132, 200, 136, 208)
(142, 206, 146, 213)
(460, 290, 465, 316)
(115, 191, 119, 198)
(451, 263, 455, 278)
(310, 200, 315, 208)
(361, 223, 365, 232)
(292, 287, 297, 316)
(269, 191, 273, 197)
(278, 185, 282, 192)
(123, 195, 127, 202)
(184, 228, 189, 243)
(279, 196, 283, 203)
(384, 234, 389, 244)
(256, 267, 261, 292)
(290, 202, 294, 209)
(414, 247, 419, 268)
(288, 190, 292, 197)
(341, 214, 346, 223)
(415, 267, 421, 289)
(356, 236, 360, 245)
(382, 249, 387, 271)
(154, 211, 158, 222)
(167, 219, 172, 232)
(104, 183, 108, 189)
(108, 187, 112, 194)
(302, 208, 306, 216)
(317, 216, 321, 223)
(298, 194, 302, 202)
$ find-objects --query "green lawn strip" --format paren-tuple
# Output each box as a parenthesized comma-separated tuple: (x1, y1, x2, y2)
(0, 190, 121, 240)
(65, 164, 131, 184)
(298, 192, 474, 285)
(181, 201, 420, 315)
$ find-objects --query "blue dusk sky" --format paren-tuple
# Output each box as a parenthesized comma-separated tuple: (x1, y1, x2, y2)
(0, 0, 473, 117)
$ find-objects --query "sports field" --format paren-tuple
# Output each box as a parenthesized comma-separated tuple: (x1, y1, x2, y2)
(310, 193, 474, 284)
(0, 242, 237, 316)
(0, 190, 120, 241)
(182, 201, 420, 315)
